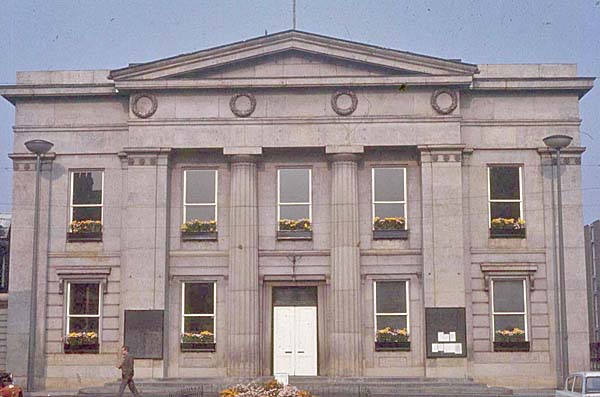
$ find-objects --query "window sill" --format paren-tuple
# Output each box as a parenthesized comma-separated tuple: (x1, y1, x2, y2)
(180, 342, 216, 352)
(181, 231, 218, 241)
(489, 228, 526, 239)
(373, 229, 409, 240)
(276, 230, 313, 240)
(375, 341, 410, 351)
(66, 232, 102, 242)
(64, 343, 99, 354)
(493, 341, 530, 352)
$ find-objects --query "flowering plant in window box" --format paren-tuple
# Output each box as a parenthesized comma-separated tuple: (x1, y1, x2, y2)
(220, 379, 313, 397)
(181, 220, 218, 241)
(373, 217, 408, 240)
(489, 218, 526, 239)
(180, 331, 216, 352)
(277, 219, 312, 239)
(375, 327, 410, 351)
(493, 327, 529, 352)
(67, 220, 102, 242)
(64, 331, 99, 354)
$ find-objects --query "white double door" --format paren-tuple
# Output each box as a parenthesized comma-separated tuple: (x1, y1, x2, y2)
(273, 306, 317, 376)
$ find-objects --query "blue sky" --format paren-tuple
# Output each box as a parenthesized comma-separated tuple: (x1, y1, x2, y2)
(0, 0, 599, 223)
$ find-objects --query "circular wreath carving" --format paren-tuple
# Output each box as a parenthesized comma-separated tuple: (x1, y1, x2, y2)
(431, 89, 458, 115)
(331, 91, 358, 116)
(230, 93, 256, 117)
(131, 94, 158, 119)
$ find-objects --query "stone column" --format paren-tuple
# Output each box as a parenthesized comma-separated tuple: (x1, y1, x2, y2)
(227, 154, 260, 376)
(419, 145, 466, 377)
(329, 152, 362, 376)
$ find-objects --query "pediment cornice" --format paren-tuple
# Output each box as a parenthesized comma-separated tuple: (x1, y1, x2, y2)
(109, 30, 479, 81)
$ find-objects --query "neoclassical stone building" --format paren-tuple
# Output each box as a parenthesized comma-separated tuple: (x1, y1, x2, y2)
(0, 31, 594, 390)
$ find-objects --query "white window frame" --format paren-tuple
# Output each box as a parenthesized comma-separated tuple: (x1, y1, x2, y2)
(65, 282, 102, 336)
(277, 168, 312, 227)
(371, 167, 408, 230)
(181, 282, 217, 342)
(487, 165, 523, 228)
(183, 169, 218, 224)
(490, 278, 528, 341)
(69, 170, 104, 225)
(373, 280, 410, 340)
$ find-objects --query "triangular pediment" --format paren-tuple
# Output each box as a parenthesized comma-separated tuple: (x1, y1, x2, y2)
(109, 30, 477, 81)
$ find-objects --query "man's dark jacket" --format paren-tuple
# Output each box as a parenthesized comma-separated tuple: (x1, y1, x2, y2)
(120, 355, 134, 379)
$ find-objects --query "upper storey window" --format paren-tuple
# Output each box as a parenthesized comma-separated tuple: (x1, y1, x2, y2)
(488, 166, 525, 238)
(277, 168, 312, 238)
(182, 170, 218, 239)
(372, 168, 407, 239)
(68, 171, 103, 241)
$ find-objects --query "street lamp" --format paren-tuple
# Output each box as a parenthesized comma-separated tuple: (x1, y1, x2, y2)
(24, 139, 53, 391)
(543, 134, 572, 386)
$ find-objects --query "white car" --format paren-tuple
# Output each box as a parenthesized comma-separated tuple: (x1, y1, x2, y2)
(556, 372, 600, 396)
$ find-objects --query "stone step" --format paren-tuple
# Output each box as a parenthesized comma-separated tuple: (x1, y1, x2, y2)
(73, 377, 556, 397)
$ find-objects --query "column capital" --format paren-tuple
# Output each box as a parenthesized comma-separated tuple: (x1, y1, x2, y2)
(118, 147, 171, 167)
(227, 154, 261, 164)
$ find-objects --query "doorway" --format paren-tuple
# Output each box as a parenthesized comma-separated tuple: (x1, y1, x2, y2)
(272, 286, 318, 376)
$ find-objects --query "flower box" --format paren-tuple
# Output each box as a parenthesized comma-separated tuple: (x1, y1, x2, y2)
(276, 230, 313, 240)
(493, 341, 530, 352)
(489, 227, 526, 239)
(64, 342, 99, 354)
(180, 342, 216, 352)
(372, 229, 409, 240)
(181, 231, 218, 241)
(375, 341, 411, 351)
(67, 231, 103, 242)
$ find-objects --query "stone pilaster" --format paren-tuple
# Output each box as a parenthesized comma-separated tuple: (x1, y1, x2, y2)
(227, 154, 260, 376)
(7, 153, 54, 389)
(329, 153, 362, 376)
(419, 145, 466, 377)
(119, 147, 171, 376)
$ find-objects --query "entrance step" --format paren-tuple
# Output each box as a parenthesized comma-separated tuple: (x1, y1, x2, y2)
(75, 377, 557, 397)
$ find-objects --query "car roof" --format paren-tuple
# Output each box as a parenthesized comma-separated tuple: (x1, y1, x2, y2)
(569, 372, 600, 377)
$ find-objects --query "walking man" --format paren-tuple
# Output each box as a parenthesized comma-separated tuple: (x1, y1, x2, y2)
(117, 345, 141, 396)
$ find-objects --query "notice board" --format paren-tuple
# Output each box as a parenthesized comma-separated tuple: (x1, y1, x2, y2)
(425, 307, 467, 358)
(124, 310, 164, 359)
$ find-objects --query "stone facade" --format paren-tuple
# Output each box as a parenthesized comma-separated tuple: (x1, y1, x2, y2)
(0, 31, 594, 390)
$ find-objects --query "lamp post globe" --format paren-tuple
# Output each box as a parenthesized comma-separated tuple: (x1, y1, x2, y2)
(543, 134, 572, 150)
(24, 139, 53, 155)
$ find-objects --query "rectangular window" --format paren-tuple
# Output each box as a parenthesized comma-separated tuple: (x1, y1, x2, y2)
(277, 168, 312, 231)
(372, 168, 407, 230)
(65, 283, 100, 353)
(488, 166, 523, 225)
(374, 281, 409, 342)
(183, 169, 218, 229)
(491, 279, 528, 342)
(69, 170, 103, 230)
(181, 282, 216, 347)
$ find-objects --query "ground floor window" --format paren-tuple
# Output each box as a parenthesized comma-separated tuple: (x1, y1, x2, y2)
(491, 278, 529, 352)
(374, 280, 410, 351)
(65, 282, 100, 353)
(181, 282, 216, 351)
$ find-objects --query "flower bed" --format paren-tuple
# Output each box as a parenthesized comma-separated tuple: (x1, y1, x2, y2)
(181, 220, 218, 241)
(494, 328, 529, 352)
(181, 331, 216, 352)
(220, 379, 313, 397)
(67, 220, 102, 242)
(277, 219, 312, 239)
(490, 218, 526, 238)
(64, 331, 99, 354)
(373, 217, 408, 239)
(375, 327, 410, 351)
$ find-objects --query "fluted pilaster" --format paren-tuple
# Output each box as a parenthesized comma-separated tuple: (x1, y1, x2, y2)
(227, 155, 260, 376)
(329, 153, 362, 376)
